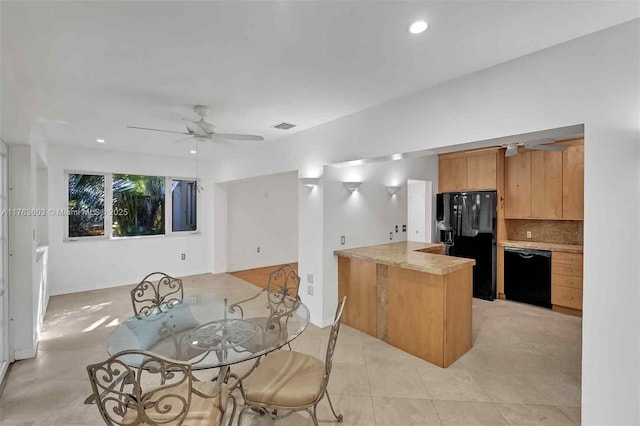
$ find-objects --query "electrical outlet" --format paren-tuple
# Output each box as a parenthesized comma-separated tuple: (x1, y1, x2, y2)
(340, 236, 345, 245)
(257, 246, 261, 253)
(307, 285, 314, 296)
(395, 225, 399, 233)
(307, 273, 313, 284)
(181, 253, 186, 260)
(526, 231, 532, 239)
(389, 232, 393, 240)
(402, 224, 407, 232)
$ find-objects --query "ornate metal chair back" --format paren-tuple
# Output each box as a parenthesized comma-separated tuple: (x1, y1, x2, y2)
(86, 350, 192, 426)
(265, 264, 300, 316)
(131, 272, 184, 317)
(324, 297, 346, 383)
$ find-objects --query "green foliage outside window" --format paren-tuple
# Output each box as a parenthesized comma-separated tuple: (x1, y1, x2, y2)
(112, 174, 165, 237)
(68, 174, 105, 237)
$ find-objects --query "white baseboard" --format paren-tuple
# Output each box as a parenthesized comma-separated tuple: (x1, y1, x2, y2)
(14, 339, 37, 360)
(50, 269, 213, 296)
(0, 361, 8, 386)
(310, 315, 335, 328)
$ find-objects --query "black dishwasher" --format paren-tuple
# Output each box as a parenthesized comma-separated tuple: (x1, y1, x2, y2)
(504, 247, 551, 308)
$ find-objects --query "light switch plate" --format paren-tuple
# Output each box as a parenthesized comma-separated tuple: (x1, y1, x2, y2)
(307, 285, 314, 296)
(526, 231, 532, 239)
(307, 273, 313, 284)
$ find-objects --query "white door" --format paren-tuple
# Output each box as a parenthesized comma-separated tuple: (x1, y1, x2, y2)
(0, 143, 9, 383)
(407, 180, 433, 243)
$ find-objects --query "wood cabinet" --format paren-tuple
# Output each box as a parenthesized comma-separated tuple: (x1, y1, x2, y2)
(439, 150, 497, 193)
(505, 151, 532, 218)
(337, 257, 378, 337)
(562, 143, 584, 219)
(439, 157, 467, 192)
(551, 252, 583, 315)
(531, 151, 563, 219)
(504, 139, 583, 219)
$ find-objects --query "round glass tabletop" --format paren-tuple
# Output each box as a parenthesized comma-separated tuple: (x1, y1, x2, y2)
(107, 292, 310, 369)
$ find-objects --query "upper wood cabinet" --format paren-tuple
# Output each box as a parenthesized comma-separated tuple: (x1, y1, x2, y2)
(439, 157, 467, 192)
(438, 150, 497, 193)
(562, 143, 584, 219)
(504, 139, 583, 220)
(531, 150, 563, 219)
(505, 151, 532, 218)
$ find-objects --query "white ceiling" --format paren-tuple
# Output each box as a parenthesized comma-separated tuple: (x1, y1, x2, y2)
(1, 1, 637, 159)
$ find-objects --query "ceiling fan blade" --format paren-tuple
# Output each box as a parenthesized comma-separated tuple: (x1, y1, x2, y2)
(212, 133, 264, 141)
(171, 137, 196, 144)
(127, 126, 190, 135)
(528, 144, 566, 152)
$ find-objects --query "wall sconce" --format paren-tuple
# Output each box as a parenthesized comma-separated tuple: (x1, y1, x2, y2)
(342, 181, 362, 192)
(386, 186, 401, 196)
(299, 177, 319, 189)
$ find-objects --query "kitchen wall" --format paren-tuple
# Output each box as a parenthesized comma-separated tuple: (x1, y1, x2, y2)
(225, 171, 298, 272)
(209, 21, 640, 424)
(47, 145, 215, 295)
(317, 155, 438, 324)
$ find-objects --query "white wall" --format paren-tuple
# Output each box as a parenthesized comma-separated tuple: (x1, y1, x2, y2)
(226, 171, 298, 272)
(315, 155, 438, 324)
(211, 21, 640, 424)
(47, 145, 215, 295)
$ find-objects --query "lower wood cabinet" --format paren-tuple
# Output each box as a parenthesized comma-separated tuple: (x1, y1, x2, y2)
(551, 252, 583, 315)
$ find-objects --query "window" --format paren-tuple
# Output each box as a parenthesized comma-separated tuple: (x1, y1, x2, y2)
(171, 180, 197, 232)
(68, 173, 105, 237)
(112, 174, 165, 237)
(66, 172, 197, 240)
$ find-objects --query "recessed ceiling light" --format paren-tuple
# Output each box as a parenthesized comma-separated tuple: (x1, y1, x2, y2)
(409, 20, 428, 34)
(190, 150, 197, 154)
(96, 139, 105, 143)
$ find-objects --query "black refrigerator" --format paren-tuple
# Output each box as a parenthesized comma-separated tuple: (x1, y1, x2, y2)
(436, 191, 497, 300)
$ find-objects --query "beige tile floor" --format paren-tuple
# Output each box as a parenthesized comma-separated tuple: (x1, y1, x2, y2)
(0, 273, 582, 425)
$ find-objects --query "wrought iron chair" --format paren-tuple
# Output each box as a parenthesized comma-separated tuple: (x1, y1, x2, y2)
(86, 350, 233, 426)
(131, 272, 184, 318)
(237, 297, 346, 426)
(228, 264, 301, 349)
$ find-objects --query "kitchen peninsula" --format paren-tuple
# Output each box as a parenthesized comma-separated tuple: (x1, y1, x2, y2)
(334, 241, 475, 367)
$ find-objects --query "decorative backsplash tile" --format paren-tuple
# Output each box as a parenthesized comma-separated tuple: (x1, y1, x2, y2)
(505, 219, 583, 245)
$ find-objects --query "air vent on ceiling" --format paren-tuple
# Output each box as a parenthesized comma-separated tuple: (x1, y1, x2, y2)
(273, 122, 296, 130)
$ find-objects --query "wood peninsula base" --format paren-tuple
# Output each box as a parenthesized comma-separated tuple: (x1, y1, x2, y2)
(335, 242, 475, 368)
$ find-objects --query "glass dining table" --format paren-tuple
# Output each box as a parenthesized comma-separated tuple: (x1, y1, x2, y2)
(106, 291, 310, 387)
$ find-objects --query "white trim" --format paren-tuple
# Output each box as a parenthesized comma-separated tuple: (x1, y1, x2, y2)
(14, 333, 38, 360)
(0, 145, 10, 367)
(50, 268, 212, 296)
(0, 360, 8, 386)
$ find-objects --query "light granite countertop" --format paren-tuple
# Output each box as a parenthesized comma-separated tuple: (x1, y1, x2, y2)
(333, 241, 475, 275)
(499, 240, 583, 254)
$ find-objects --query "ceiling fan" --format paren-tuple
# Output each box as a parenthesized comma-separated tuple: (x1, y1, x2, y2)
(503, 139, 565, 157)
(126, 105, 264, 143)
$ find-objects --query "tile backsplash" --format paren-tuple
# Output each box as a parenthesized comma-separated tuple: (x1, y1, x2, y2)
(505, 219, 583, 245)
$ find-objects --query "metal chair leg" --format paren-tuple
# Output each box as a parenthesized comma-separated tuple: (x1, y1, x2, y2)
(325, 390, 343, 422)
(307, 407, 319, 426)
(226, 395, 237, 426)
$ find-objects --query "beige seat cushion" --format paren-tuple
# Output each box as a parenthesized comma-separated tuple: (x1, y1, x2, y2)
(244, 350, 325, 407)
(120, 381, 227, 426)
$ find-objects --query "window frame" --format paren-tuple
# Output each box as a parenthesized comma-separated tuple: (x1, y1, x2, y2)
(166, 176, 199, 236)
(63, 171, 199, 242)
